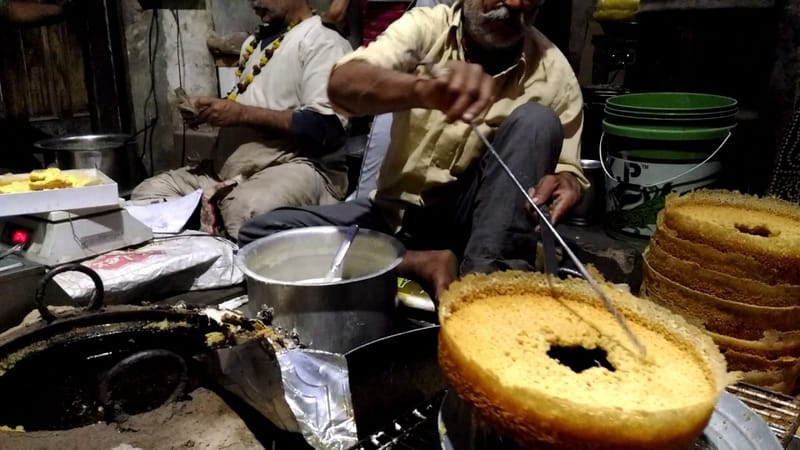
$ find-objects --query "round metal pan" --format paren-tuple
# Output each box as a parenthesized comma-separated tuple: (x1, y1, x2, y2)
(438, 390, 782, 450)
(0, 264, 261, 432)
(346, 325, 445, 440)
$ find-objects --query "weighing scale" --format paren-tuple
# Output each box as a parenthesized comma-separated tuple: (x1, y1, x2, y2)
(0, 168, 155, 331)
(0, 202, 153, 331)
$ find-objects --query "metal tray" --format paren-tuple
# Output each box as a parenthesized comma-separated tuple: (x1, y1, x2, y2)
(439, 390, 783, 450)
(0, 168, 119, 217)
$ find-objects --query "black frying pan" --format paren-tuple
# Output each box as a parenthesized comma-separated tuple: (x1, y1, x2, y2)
(0, 264, 257, 431)
(346, 325, 445, 439)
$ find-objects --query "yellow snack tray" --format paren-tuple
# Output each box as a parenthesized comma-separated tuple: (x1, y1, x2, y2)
(0, 169, 119, 217)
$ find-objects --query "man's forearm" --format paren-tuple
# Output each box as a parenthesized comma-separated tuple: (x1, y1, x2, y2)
(238, 105, 293, 132)
(328, 61, 423, 116)
(7, 2, 64, 24)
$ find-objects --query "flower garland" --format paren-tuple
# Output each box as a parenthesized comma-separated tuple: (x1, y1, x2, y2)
(225, 14, 313, 101)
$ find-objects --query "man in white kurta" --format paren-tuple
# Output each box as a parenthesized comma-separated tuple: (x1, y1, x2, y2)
(132, 0, 353, 238)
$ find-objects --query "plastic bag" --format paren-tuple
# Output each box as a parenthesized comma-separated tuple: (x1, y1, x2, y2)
(54, 231, 243, 305)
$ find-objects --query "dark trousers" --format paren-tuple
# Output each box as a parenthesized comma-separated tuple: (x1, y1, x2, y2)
(239, 103, 563, 275)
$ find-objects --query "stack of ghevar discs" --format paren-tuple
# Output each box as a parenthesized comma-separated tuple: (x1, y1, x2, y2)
(642, 190, 800, 393)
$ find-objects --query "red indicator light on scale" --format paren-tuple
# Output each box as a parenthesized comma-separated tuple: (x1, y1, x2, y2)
(10, 229, 30, 245)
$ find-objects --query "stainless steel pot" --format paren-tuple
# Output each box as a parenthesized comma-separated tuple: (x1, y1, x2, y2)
(34, 134, 143, 196)
(566, 159, 606, 226)
(236, 226, 405, 354)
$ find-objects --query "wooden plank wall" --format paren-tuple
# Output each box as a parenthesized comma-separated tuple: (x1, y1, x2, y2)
(0, 20, 91, 134)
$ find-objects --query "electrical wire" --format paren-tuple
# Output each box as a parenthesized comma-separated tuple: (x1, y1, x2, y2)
(141, 9, 161, 176)
(171, 9, 188, 166)
(172, 10, 184, 90)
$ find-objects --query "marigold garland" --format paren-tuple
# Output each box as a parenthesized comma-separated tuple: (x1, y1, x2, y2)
(224, 14, 313, 101)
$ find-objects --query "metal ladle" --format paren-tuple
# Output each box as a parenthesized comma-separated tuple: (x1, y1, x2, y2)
(322, 225, 360, 283)
(470, 123, 647, 358)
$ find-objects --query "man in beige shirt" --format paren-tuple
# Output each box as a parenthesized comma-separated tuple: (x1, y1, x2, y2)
(132, 0, 352, 238)
(240, 0, 586, 300)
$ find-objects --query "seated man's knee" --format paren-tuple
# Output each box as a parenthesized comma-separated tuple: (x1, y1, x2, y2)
(503, 103, 562, 138)
(131, 176, 168, 201)
(130, 168, 193, 201)
(237, 208, 302, 245)
(221, 195, 281, 242)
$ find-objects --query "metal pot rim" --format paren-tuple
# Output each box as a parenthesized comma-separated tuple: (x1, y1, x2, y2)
(345, 325, 439, 356)
(33, 133, 132, 151)
(235, 226, 406, 286)
(580, 159, 602, 169)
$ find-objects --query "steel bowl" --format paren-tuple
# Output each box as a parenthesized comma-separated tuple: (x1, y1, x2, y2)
(34, 134, 144, 196)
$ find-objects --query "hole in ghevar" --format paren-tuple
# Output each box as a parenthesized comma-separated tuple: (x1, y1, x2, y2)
(735, 223, 773, 237)
(547, 345, 616, 373)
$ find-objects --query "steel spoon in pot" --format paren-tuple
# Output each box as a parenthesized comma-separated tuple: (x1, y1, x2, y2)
(296, 224, 360, 284)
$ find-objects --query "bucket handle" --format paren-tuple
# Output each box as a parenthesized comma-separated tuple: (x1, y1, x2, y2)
(598, 131, 732, 188)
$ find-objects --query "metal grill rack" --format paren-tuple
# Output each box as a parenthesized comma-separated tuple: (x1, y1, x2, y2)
(727, 383, 800, 448)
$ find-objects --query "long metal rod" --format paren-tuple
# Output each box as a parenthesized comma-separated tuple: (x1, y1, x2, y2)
(0, 244, 22, 261)
(470, 123, 646, 357)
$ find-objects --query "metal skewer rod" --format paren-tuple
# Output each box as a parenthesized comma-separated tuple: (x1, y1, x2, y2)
(0, 244, 22, 261)
(470, 123, 647, 358)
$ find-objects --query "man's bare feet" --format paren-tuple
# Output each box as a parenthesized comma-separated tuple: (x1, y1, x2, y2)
(398, 249, 458, 302)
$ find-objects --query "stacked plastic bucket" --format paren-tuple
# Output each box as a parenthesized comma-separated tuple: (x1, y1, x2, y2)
(600, 92, 738, 239)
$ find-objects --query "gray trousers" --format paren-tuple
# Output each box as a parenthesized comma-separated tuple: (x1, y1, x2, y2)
(239, 103, 563, 275)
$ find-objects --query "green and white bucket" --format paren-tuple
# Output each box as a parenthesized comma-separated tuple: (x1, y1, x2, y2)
(600, 92, 737, 239)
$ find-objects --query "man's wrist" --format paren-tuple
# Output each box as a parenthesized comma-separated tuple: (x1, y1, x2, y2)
(410, 76, 429, 110)
(557, 171, 582, 193)
(237, 104, 253, 126)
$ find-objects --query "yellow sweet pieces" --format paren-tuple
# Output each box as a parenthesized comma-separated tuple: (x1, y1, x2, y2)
(594, 0, 639, 21)
(0, 168, 93, 194)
